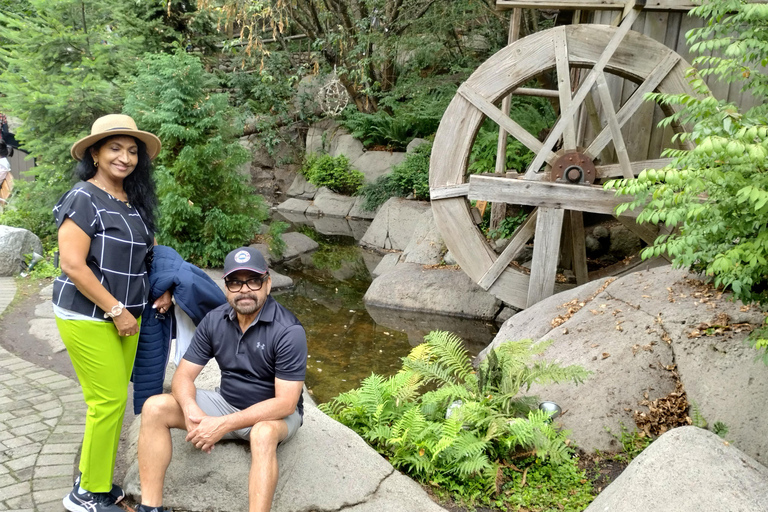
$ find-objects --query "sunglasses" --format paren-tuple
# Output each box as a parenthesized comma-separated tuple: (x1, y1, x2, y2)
(225, 275, 268, 293)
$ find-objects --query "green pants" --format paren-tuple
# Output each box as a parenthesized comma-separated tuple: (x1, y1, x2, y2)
(56, 316, 140, 493)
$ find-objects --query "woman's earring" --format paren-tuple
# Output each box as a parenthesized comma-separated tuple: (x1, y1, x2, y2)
(94, 161, 99, 168)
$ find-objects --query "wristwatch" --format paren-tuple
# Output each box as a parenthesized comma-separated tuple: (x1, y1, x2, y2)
(104, 302, 125, 319)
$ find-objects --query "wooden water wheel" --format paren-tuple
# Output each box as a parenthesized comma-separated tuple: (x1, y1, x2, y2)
(429, 10, 701, 309)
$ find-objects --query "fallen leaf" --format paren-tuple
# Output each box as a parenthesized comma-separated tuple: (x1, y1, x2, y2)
(602, 352, 610, 359)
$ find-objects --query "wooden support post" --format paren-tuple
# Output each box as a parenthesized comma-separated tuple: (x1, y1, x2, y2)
(570, 211, 589, 284)
(560, 210, 574, 271)
(527, 207, 565, 307)
(491, 8, 523, 232)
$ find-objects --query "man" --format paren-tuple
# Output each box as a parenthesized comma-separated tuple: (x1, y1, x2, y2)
(136, 247, 307, 512)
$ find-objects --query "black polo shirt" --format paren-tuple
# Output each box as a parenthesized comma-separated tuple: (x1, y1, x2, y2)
(184, 296, 308, 416)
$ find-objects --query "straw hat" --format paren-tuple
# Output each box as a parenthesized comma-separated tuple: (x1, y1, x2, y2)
(71, 114, 162, 161)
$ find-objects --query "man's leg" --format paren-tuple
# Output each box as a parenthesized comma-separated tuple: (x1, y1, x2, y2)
(248, 420, 289, 512)
(137, 394, 187, 507)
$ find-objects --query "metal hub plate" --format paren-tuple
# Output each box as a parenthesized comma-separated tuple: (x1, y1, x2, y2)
(550, 151, 597, 185)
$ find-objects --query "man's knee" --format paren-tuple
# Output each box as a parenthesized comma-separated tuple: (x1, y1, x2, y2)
(249, 421, 283, 452)
(141, 393, 181, 426)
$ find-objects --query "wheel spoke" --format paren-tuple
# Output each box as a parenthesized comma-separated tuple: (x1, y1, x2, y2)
(527, 207, 565, 306)
(587, 51, 680, 159)
(595, 72, 634, 179)
(478, 209, 539, 290)
(555, 29, 577, 151)
(430, 183, 470, 200)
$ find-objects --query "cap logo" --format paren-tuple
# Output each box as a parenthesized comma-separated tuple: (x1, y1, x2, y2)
(234, 250, 250, 264)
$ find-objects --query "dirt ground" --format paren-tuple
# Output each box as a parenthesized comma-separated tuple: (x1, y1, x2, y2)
(0, 278, 137, 486)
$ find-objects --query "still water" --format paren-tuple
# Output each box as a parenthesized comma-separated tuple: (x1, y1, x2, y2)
(269, 225, 499, 404)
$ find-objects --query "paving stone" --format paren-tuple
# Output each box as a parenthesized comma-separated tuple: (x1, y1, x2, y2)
(40, 444, 79, 455)
(52, 425, 84, 435)
(0, 413, 12, 422)
(0, 480, 31, 500)
(39, 408, 63, 419)
(4, 454, 36, 471)
(33, 465, 72, 479)
(35, 503, 64, 512)
(43, 419, 57, 428)
(0, 397, 11, 406)
(39, 375, 69, 385)
(36, 454, 72, 466)
(33, 475, 72, 491)
(4, 443, 41, 459)
(1, 437, 31, 449)
(57, 393, 82, 403)
(6, 414, 42, 428)
(23, 370, 56, 381)
(33, 400, 60, 412)
(15, 391, 45, 402)
(45, 434, 81, 445)
(26, 431, 49, 443)
(0, 463, 8, 475)
(33, 487, 71, 504)
(9, 423, 48, 437)
(4, 492, 34, 508)
(45, 381, 73, 390)
(0, 473, 18, 487)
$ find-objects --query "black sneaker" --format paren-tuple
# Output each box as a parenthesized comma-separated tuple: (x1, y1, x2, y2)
(137, 505, 170, 512)
(63, 487, 124, 512)
(73, 472, 125, 504)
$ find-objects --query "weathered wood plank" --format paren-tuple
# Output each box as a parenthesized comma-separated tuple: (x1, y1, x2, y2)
(431, 183, 470, 200)
(560, 210, 574, 270)
(595, 72, 634, 179)
(431, 199, 496, 282)
(595, 158, 674, 178)
(527, 207, 565, 307)
(496, 0, 698, 10)
(478, 209, 539, 290)
(555, 29, 577, 151)
(513, 87, 560, 98)
(458, 84, 554, 162)
(468, 174, 638, 217)
(586, 50, 680, 159)
(524, 8, 642, 178)
(570, 210, 589, 284)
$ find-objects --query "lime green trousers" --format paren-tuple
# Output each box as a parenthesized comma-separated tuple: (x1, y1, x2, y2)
(56, 316, 139, 493)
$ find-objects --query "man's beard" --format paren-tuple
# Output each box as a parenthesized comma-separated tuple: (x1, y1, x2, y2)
(228, 292, 264, 315)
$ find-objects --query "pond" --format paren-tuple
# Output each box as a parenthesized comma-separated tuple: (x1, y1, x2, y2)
(269, 215, 499, 404)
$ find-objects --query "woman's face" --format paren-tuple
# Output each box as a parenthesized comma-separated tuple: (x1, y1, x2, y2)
(90, 136, 139, 181)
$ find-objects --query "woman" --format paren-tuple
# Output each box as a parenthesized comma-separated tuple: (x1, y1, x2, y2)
(52, 114, 171, 512)
(0, 142, 11, 205)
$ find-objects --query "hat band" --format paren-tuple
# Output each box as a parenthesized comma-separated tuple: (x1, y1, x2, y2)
(106, 127, 134, 131)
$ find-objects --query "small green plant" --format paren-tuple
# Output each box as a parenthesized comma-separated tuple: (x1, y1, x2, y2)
(357, 142, 432, 211)
(266, 221, 289, 259)
(24, 249, 61, 279)
(617, 425, 653, 461)
(301, 154, 364, 196)
(502, 456, 595, 512)
(320, 331, 591, 506)
(712, 421, 729, 439)
(487, 210, 529, 240)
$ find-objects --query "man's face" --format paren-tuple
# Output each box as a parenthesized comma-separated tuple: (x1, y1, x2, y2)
(225, 270, 272, 316)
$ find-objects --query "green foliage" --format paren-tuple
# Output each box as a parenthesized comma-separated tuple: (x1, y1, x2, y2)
(713, 421, 730, 438)
(301, 154, 364, 195)
(487, 210, 529, 241)
(24, 248, 61, 279)
(357, 142, 432, 211)
(616, 425, 652, 461)
(606, 0, 768, 362)
(267, 221, 289, 259)
(320, 331, 590, 506)
(501, 457, 595, 512)
(124, 51, 267, 267)
(469, 97, 557, 174)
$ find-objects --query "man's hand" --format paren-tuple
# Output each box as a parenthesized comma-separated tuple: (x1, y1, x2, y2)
(185, 414, 228, 454)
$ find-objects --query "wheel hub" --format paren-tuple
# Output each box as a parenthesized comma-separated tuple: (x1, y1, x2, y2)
(550, 151, 596, 185)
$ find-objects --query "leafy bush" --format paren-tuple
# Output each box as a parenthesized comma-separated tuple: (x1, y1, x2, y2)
(267, 221, 289, 259)
(320, 331, 590, 506)
(301, 154, 364, 196)
(357, 142, 432, 211)
(124, 51, 268, 267)
(606, 0, 768, 362)
(487, 210, 529, 240)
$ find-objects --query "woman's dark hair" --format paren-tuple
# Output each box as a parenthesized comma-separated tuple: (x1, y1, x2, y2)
(0, 142, 8, 158)
(75, 135, 158, 232)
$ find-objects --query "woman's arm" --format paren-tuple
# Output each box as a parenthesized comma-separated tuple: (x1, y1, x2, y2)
(58, 217, 139, 336)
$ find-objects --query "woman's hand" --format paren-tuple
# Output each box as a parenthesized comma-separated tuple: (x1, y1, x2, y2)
(113, 310, 140, 337)
(153, 290, 172, 315)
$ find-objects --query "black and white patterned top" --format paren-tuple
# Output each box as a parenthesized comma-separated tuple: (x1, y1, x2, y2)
(52, 181, 154, 319)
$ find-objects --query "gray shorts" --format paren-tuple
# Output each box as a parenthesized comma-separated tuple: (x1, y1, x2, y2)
(194, 389, 302, 444)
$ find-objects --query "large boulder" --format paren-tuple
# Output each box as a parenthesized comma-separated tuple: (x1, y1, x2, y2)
(277, 232, 320, 262)
(364, 262, 501, 320)
(312, 187, 356, 218)
(481, 266, 768, 464)
(276, 198, 314, 215)
(585, 427, 768, 512)
(286, 174, 318, 200)
(360, 198, 431, 251)
(348, 196, 377, 220)
(351, 151, 407, 184)
(122, 400, 447, 512)
(0, 225, 43, 276)
(401, 210, 445, 265)
(329, 133, 365, 163)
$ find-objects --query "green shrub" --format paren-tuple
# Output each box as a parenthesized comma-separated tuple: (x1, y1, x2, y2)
(267, 221, 289, 259)
(357, 142, 432, 211)
(487, 210, 529, 240)
(301, 154, 364, 196)
(320, 331, 590, 506)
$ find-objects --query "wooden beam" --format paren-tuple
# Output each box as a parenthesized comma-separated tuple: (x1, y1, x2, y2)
(458, 84, 556, 163)
(595, 158, 674, 179)
(468, 174, 639, 217)
(555, 29, 577, 151)
(513, 87, 561, 98)
(570, 210, 589, 284)
(430, 184, 470, 200)
(586, 51, 681, 160)
(478, 209, 539, 290)
(496, 0, 697, 11)
(524, 7, 642, 178)
(527, 207, 565, 307)
(595, 72, 634, 179)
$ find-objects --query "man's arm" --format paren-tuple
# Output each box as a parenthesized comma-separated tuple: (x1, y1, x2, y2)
(186, 378, 303, 453)
(171, 359, 206, 433)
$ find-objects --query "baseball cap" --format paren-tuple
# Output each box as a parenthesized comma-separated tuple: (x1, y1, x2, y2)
(223, 247, 268, 278)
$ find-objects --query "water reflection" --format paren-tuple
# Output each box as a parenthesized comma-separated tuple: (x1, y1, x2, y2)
(270, 226, 498, 404)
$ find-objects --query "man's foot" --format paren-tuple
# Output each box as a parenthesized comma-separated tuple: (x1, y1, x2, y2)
(63, 488, 124, 512)
(73, 472, 125, 504)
